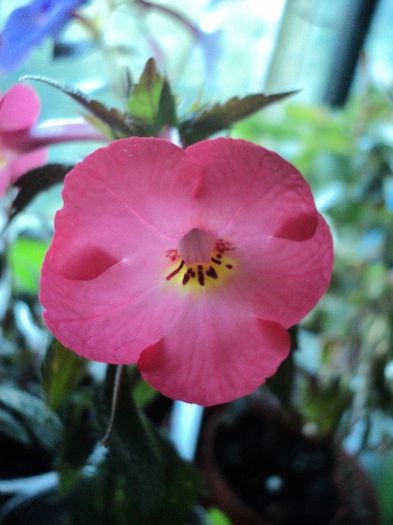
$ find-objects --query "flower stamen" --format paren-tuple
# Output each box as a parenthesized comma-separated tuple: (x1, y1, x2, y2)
(165, 241, 234, 290)
(206, 266, 218, 279)
(166, 260, 184, 281)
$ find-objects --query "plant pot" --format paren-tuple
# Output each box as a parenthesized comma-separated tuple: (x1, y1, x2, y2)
(199, 394, 380, 525)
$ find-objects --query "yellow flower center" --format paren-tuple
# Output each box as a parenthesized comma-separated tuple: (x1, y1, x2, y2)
(165, 237, 235, 291)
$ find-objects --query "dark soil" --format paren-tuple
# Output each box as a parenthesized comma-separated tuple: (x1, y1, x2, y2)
(214, 409, 339, 525)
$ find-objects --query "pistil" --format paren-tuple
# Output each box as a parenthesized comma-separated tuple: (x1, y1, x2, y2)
(166, 238, 235, 290)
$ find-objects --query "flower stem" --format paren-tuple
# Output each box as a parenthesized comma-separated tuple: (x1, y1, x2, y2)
(1, 119, 107, 154)
(135, 0, 202, 38)
(101, 365, 124, 447)
(24, 119, 108, 149)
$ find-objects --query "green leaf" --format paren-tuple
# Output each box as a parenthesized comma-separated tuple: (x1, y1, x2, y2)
(207, 508, 233, 525)
(0, 407, 31, 445)
(57, 393, 97, 493)
(21, 75, 147, 138)
(157, 78, 177, 127)
(128, 58, 177, 130)
(32, 367, 198, 524)
(93, 366, 199, 525)
(9, 163, 73, 222)
(300, 379, 351, 435)
(179, 90, 299, 146)
(0, 384, 62, 451)
(366, 450, 393, 525)
(132, 377, 158, 408)
(9, 237, 49, 293)
(41, 342, 94, 491)
(42, 340, 88, 410)
(265, 325, 298, 408)
(128, 58, 163, 124)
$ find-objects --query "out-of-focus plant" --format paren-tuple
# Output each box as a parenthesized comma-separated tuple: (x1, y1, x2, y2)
(234, 88, 393, 523)
(0, 47, 298, 523)
(0, 0, 392, 523)
(0, 0, 88, 72)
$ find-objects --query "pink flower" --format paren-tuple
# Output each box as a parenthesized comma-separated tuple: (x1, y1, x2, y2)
(40, 137, 333, 406)
(0, 84, 47, 195)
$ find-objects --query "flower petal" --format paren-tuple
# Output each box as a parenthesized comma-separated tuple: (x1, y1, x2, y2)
(40, 149, 189, 362)
(225, 214, 333, 328)
(138, 295, 290, 406)
(73, 138, 203, 239)
(0, 85, 41, 131)
(7, 147, 48, 183)
(41, 258, 186, 363)
(0, 166, 12, 196)
(185, 137, 317, 237)
(48, 155, 172, 264)
(40, 136, 333, 407)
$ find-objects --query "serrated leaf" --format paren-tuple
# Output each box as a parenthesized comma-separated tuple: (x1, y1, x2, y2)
(180, 90, 299, 146)
(157, 78, 177, 127)
(9, 163, 73, 222)
(128, 58, 163, 125)
(42, 340, 88, 410)
(21, 75, 147, 138)
(128, 58, 177, 130)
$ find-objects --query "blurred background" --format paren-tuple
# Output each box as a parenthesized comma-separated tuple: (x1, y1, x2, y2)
(1, 1, 393, 524)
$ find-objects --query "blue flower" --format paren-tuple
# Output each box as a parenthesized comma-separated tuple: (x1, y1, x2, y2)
(0, 0, 88, 72)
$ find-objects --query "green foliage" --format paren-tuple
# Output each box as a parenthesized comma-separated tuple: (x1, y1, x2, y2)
(207, 508, 233, 525)
(180, 90, 298, 146)
(9, 236, 49, 293)
(2, 20, 392, 523)
(132, 375, 159, 408)
(299, 378, 351, 435)
(41, 341, 94, 491)
(22, 75, 148, 139)
(0, 405, 31, 445)
(0, 384, 61, 451)
(9, 163, 73, 222)
(42, 340, 88, 410)
(23, 61, 179, 141)
(46, 366, 200, 525)
(265, 326, 297, 409)
(234, 90, 393, 463)
(90, 366, 200, 525)
(367, 451, 393, 525)
(128, 58, 177, 132)
(56, 391, 97, 493)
